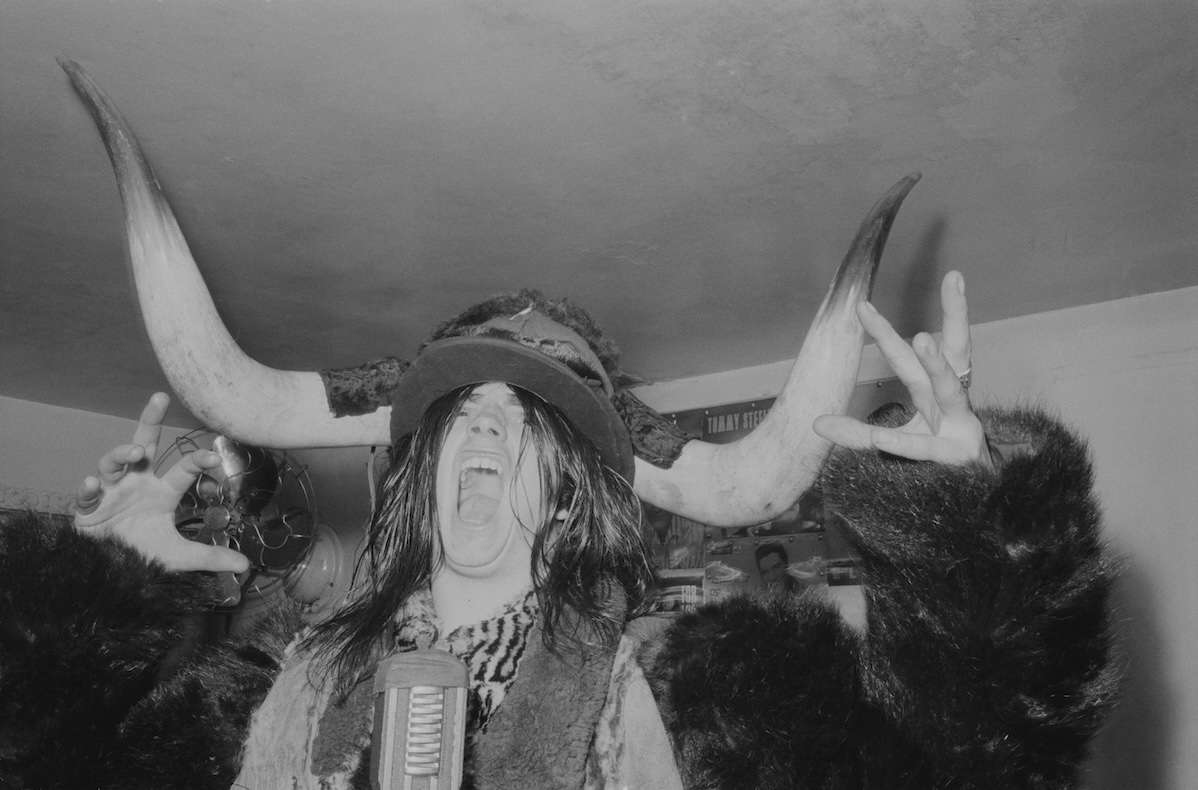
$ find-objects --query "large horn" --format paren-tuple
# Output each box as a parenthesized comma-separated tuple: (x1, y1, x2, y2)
(632, 173, 920, 526)
(59, 58, 390, 449)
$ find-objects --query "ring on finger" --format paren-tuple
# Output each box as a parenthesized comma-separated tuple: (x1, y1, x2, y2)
(956, 367, 972, 390)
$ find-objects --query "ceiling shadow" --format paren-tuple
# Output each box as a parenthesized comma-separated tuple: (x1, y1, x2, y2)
(890, 213, 947, 337)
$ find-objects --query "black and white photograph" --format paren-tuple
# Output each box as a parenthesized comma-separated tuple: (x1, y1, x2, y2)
(1, 2, 1194, 788)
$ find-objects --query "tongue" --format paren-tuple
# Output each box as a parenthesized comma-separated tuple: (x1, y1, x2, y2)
(458, 468, 502, 524)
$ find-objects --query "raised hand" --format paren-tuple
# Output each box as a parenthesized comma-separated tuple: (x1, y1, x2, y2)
(74, 393, 252, 573)
(813, 271, 990, 468)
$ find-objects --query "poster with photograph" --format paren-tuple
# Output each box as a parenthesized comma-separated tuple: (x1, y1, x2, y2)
(643, 376, 908, 614)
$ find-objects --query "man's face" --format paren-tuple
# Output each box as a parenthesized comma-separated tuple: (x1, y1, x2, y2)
(758, 552, 788, 590)
(435, 382, 543, 582)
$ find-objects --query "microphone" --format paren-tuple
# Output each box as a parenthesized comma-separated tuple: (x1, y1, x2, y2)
(371, 649, 469, 790)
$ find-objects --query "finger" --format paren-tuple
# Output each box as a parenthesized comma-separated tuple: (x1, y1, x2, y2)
(857, 302, 935, 409)
(75, 476, 102, 515)
(159, 450, 221, 496)
(939, 271, 972, 375)
(813, 414, 876, 450)
(96, 444, 147, 483)
(913, 332, 973, 421)
(819, 415, 944, 462)
(130, 392, 170, 462)
(170, 541, 252, 574)
(907, 333, 948, 427)
(869, 428, 942, 461)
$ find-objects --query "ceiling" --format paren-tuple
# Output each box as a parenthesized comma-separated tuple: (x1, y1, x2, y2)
(2, 0, 1196, 430)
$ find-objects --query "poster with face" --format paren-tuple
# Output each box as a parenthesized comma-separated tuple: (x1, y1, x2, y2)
(645, 377, 908, 614)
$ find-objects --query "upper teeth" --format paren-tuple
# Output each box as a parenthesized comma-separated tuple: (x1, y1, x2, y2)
(461, 457, 501, 474)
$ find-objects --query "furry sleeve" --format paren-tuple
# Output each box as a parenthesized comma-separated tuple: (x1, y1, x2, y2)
(819, 405, 1121, 788)
(0, 512, 305, 790)
(640, 592, 928, 790)
(0, 511, 217, 787)
(106, 603, 306, 790)
(640, 406, 1119, 790)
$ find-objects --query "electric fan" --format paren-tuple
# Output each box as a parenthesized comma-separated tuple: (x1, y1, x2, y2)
(155, 430, 348, 618)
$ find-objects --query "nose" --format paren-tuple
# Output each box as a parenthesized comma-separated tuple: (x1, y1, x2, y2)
(468, 404, 507, 441)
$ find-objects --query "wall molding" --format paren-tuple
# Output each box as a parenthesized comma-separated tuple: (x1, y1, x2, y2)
(0, 483, 75, 515)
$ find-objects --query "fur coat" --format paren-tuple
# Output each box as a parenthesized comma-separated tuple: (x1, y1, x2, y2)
(0, 405, 1120, 789)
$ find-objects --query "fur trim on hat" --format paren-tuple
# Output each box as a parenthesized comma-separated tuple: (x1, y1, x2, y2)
(423, 289, 625, 384)
(320, 290, 694, 469)
(323, 356, 410, 418)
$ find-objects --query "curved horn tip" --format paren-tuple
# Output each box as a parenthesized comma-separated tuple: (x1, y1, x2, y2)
(874, 171, 922, 214)
(878, 171, 922, 204)
(56, 55, 86, 81)
(821, 170, 924, 309)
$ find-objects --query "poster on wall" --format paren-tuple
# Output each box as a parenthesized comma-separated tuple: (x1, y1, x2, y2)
(644, 377, 909, 614)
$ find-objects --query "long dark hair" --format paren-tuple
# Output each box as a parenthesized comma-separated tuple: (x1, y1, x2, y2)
(304, 383, 653, 698)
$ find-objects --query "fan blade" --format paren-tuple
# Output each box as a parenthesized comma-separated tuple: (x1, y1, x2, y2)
(191, 472, 224, 507)
(213, 435, 279, 515)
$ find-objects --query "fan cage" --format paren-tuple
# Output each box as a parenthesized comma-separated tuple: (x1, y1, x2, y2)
(156, 429, 319, 604)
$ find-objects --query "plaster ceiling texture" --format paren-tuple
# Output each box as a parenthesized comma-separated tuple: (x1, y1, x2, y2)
(2, 0, 1195, 429)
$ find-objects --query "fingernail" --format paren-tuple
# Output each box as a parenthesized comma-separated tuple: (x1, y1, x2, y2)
(861, 301, 877, 313)
(956, 274, 965, 294)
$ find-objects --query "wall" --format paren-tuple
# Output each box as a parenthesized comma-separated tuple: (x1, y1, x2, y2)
(0, 400, 186, 513)
(634, 285, 1198, 790)
(974, 288, 1197, 790)
(0, 397, 376, 540)
(3, 286, 1195, 788)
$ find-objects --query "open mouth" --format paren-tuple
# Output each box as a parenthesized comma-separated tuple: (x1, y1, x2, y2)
(457, 456, 504, 524)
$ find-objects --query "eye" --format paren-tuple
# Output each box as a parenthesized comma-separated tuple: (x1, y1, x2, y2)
(502, 397, 527, 423)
